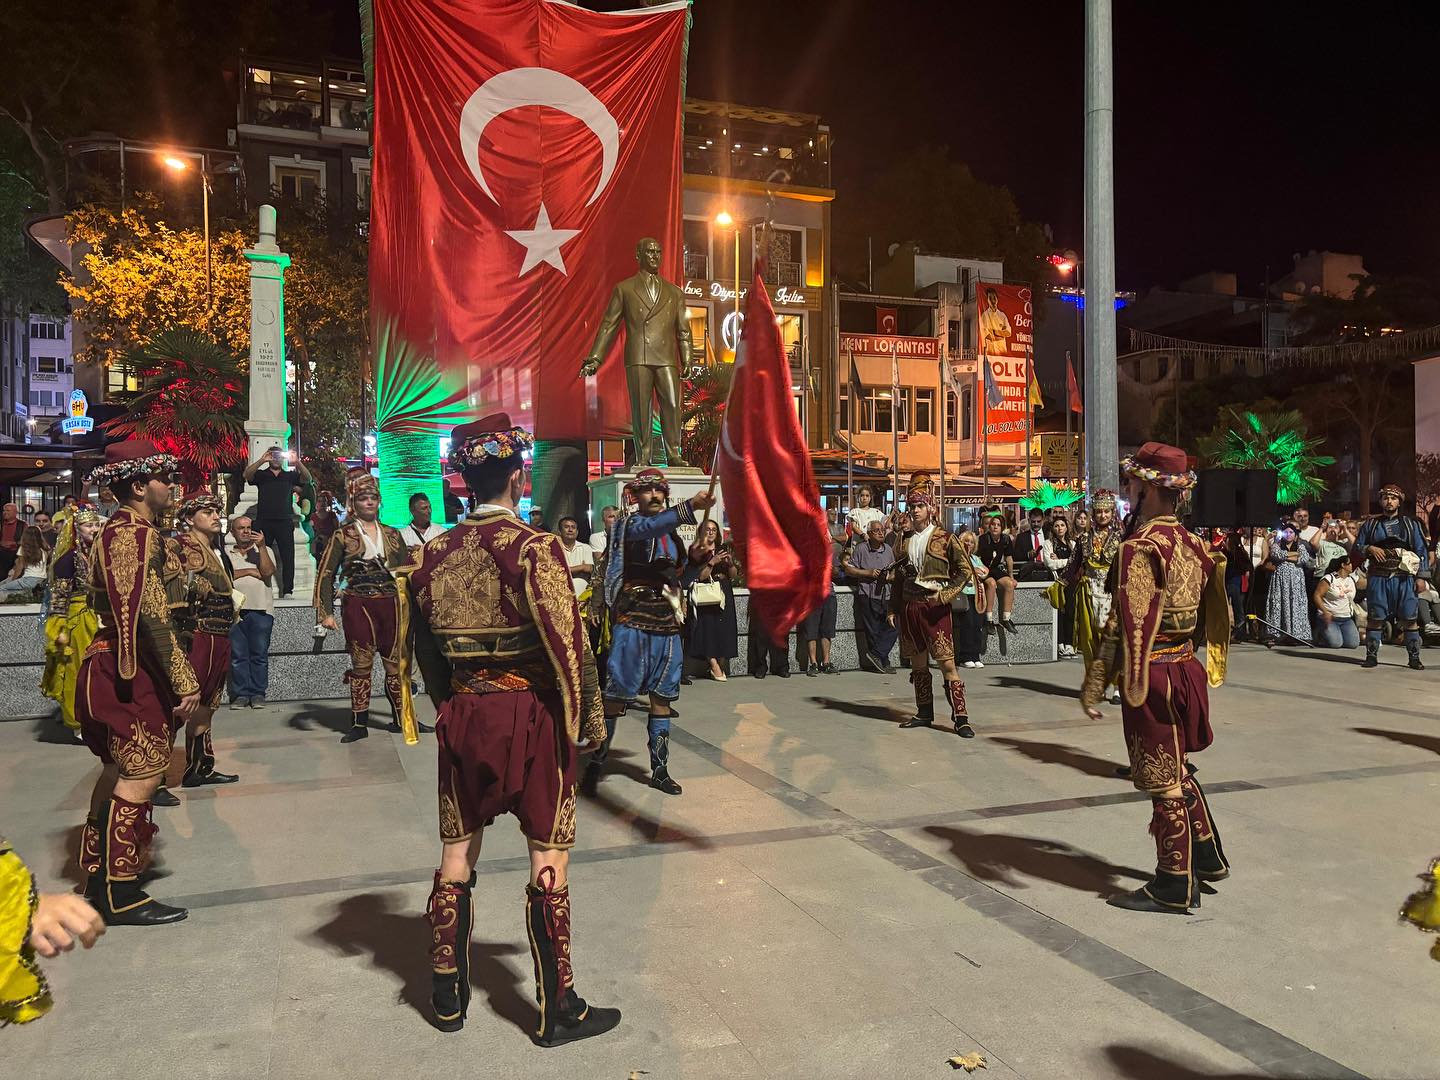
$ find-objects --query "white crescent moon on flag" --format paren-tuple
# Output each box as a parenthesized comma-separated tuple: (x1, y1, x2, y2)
(458, 67, 619, 207)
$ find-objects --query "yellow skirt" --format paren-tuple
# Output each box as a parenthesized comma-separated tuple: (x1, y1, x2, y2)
(0, 845, 50, 1026)
(40, 599, 99, 730)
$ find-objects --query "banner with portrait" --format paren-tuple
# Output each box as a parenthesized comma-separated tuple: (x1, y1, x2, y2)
(976, 283, 1033, 443)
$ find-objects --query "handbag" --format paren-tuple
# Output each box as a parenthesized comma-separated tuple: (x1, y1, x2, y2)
(690, 580, 725, 609)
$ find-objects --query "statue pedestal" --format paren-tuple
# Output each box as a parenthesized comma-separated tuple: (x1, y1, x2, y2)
(588, 467, 723, 543)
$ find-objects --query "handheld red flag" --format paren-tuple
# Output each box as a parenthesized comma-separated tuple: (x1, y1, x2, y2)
(717, 264, 831, 644)
(1066, 351, 1084, 414)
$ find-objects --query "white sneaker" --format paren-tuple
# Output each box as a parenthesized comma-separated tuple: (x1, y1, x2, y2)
(1426, 624, 1440, 634)
(974, 660, 985, 669)
(962, 661, 976, 669)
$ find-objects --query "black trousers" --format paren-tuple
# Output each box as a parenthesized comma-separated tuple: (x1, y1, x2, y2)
(747, 609, 790, 675)
(259, 518, 296, 598)
(856, 595, 898, 664)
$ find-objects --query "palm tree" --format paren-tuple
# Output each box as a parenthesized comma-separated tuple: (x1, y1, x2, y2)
(103, 328, 248, 488)
(1198, 407, 1335, 507)
(681, 361, 733, 470)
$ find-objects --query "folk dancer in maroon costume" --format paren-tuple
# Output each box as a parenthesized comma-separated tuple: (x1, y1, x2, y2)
(1081, 442, 1232, 914)
(169, 495, 241, 788)
(407, 415, 618, 1045)
(314, 473, 433, 743)
(73, 440, 200, 926)
(891, 473, 979, 737)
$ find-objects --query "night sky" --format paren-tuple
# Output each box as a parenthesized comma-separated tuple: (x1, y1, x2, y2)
(323, 1, 1440, 293)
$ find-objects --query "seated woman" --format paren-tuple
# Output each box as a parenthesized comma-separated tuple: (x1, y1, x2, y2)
(977, 512, 1016, 633)
(1313, 553, 1360, 649)
(0, 527, 47, 599)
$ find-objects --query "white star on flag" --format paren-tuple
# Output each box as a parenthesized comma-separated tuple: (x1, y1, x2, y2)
(504, 203, 580, 276)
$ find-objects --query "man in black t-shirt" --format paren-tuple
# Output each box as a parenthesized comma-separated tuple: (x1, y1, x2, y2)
(242, 445, 313, 598)
(977, 512, 1017, 633)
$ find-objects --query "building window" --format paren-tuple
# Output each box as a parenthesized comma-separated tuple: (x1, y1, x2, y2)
(960, 267, 973, 297)
(947, 319, 960, 354)
(351, 159, 371, 213)
(108, 364, 140, 396)
(757, 224, 805, 288)
(30, 320, 61, 340)
(28, 391, 39, 406)
(682, 218, 709, 280)
(34, 357, 62, 373)
(269, 156, 327, 202)
(961, 384, 973, 441)
(685, 306, 709, 365)
(914, 388, 935, 434)
(1180, 356, 1195, 381)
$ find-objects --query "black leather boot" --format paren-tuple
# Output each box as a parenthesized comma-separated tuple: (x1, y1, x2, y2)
(526, 869, 621, 1047)
(900, 669, 934, 727)
(182, 730, 239, 787)
(94, 796, 187, 927)
(341, 712, 370, 743)
(426, 871, 475, 1032)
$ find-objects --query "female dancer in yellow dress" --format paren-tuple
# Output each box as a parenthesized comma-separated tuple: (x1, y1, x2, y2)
(40, 509, 101, 735)
(1, 835, 105, 1025)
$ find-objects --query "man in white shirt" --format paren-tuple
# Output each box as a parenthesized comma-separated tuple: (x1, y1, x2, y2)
(846, 486, 885, 537)
(558, 516, 594, 597)
(226, 515, 276, 708)
(589, 505, 619, 554)
(1292, 506, 1320, 547)
(399, 493, 447, 550)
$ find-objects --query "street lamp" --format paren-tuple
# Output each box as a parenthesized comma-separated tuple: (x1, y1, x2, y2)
(714, 209, 740, 357)
(158, 153, 241, 314)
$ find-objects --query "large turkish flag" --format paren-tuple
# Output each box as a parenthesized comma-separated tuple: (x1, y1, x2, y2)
(370, 0, 690, 440)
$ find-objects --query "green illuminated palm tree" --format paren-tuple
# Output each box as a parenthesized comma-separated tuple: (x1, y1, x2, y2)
(1198, 407, 1335, 507)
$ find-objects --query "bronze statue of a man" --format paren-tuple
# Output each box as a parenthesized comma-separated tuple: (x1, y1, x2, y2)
(581, 237, 693, 467)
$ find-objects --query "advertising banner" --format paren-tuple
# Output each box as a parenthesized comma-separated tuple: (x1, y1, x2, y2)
(977, 283, 1033, 443)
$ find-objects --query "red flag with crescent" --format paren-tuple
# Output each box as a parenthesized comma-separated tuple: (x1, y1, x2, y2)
(370, 0, 690, 440)
(718, 262, 831, 644)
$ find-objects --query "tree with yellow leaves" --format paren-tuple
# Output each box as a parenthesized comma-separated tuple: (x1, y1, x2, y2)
(64, 195, 368, 459)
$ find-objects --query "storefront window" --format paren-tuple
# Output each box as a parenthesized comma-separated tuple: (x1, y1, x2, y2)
(686, 306, 710, 365)
(777, 312, 804, 369)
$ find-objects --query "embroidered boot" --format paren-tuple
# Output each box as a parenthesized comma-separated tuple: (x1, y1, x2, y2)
(647, 714, 682, 795)
(426, 871, 475, 1032)
(900, 669, 934, 728)
(580, 715, 619, 797)
(1107, 796, 1197, 914)
(1363, 633, 1380, 669)
(946, 679, 974, 738)
(384, 672, 435, 734)
(79, 816, 102, 900)
(1184, 770, 1229, 882)
(1406, 630, 1425, 670)
(341, 669, 371, 742)
(526, 868, 620, 1047)
(94, 796, 187, 926)
(182, 728, 238, 787)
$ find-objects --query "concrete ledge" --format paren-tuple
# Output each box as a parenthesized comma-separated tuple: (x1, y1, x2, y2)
(1, 583, 1059, 715)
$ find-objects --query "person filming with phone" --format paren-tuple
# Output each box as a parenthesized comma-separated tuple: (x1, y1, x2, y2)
(243, 445, 312, 598)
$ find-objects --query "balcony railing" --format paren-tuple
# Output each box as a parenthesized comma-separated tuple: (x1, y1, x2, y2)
(767, 260, 803, 287)
(683, 252, 709, 280)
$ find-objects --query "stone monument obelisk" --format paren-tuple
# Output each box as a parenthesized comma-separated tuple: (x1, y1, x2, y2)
(239, 205, 313, 600)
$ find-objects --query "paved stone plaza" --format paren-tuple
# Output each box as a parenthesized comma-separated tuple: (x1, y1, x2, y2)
(3, 647, 1436, 1079)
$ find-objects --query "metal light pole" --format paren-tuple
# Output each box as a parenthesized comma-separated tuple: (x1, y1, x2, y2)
(1084, 0, 1118, 494)
(714, 210, 741, 358)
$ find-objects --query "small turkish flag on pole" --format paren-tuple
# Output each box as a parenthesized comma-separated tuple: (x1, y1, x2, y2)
(717, 262, 831, 645)
(1066, 351, 1084, 414)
